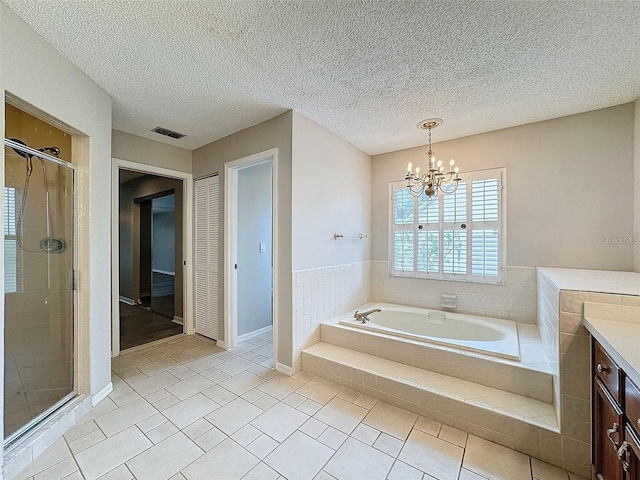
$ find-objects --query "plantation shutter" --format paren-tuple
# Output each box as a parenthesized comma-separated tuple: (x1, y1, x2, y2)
(4, 187, 18, 293)
(389, 168, 505, 284)
(195, 175, 219, 340)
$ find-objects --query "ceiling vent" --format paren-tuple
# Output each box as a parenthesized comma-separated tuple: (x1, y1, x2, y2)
(152, 126, 186, 139)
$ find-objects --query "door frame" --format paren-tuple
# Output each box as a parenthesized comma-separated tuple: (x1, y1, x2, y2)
(224, 148, 278, 368)
(111, 158, 194, 357)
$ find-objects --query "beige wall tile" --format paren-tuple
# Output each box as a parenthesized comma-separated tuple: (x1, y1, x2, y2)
(560, 292, 590, 314)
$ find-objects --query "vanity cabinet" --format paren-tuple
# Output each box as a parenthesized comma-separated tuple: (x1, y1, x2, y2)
(593, 339, 640, 480)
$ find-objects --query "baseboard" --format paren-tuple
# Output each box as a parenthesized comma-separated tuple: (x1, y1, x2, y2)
(118, 296, 135, 306)
(276, 362, 292, 376)
(92, 382, 113, 407)
(237, 325, 272, 342)
(172, 316, 184, 326)
(216, 339, 226, 349)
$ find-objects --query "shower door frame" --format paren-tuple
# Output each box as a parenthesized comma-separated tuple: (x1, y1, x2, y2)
(2, 137, 78, 447)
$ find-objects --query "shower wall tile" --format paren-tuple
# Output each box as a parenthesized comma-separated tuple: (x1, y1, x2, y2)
(371, 262, 537, 324)
(292, 261, 371, 372)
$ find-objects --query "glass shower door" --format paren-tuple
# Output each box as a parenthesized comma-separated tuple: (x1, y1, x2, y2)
(3, 140, 75, 443)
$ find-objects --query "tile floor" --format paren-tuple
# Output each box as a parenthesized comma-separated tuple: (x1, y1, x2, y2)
(15, 333, 587, 480)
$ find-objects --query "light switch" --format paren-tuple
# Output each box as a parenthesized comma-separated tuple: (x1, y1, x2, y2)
(259, 242, 266, 253)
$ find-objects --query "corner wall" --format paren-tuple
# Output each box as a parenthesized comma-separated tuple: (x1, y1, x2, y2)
(635, 100, 640, 272)
(192, 112, 293, 368)
(291, 112, 372, 371)
(112, 129, 192, 174)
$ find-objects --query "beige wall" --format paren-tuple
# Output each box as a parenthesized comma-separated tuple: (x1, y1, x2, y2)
(372, 104, 636, 271)
(192, 112, 293, 368)
(0, 0, 113, 439)
(112, 129, 192, 173)
(635, 100, 640, 272)
(291, 112, 371, 271)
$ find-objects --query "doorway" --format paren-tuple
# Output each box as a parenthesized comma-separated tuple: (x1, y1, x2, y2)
(224, 149, 278, 367)
(112, 162, 194, 356)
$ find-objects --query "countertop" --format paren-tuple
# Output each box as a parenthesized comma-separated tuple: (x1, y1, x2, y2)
(538, 267, 640, 297)
(583, 302, 640, 387)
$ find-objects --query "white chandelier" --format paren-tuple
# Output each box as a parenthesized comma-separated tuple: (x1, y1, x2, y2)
(405, 118, 461, 198)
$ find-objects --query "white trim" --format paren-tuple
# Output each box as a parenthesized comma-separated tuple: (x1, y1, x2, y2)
(172, 316, 184, 326)
(118, 296, 136, 305)
(91, 383, 113, 407)
(216, 340, 226, 349)
(152, 269, 175, 276)
(111, 158, 194, 357)
(224, 149, 279, 367)
(275, 362, 292, 376)
(237, 325, 273, 343)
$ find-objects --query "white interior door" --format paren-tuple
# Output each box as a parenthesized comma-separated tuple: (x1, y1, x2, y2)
(194, 175, 219, 340)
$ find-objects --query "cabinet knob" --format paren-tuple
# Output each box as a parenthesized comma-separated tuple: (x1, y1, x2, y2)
(596, 363, 608, 373)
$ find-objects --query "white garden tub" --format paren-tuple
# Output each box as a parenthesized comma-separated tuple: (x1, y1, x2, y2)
(339, 302, 520, 360)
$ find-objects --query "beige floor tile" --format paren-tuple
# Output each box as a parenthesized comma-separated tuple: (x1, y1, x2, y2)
(299, 418, 328, 439)
(130, 372, 179, 397)
(182, 418, 214, 440)
(373, 432, 404, 458)
(96, 464, 133, 480)
(463, 435, 531, 480)
(314, 397, 368, 434)
(231, 424, 263, 447)
(254, 393, 279, 411)
(387, 460, 423, 480)
(15, 438, 72, 479)
(251, 402, 309, 442)
(126, 432, 203, 480)
(413, 416, 442, 437)
(353, 394, 377, 409)
(146, 421, 180, 444)
(182, 355, 225, 374)
(266, 431, 334, 480)
(325, 437, 394, 480)
(242, 462, 280, 480)
(298, 398, 323, 416)
(206, 397, 263, 435)
(64, 420, 100, 443)
(246, 434, 280, 460)
(137, 357, 180, 377)
(68, 428, 107, 454)
(75, 426, 152, 480)
(163, 393, 220, 429)
(217, 357, 258, 376)
(219, 371, 266, 395)
(182, 438, 258, 480)
(438, 424, 468, 448)
(185, 344, 224, 358)
(94, 398, 157, 437)
(283, 392, 306, 407)
(257, 375, 304, 400)
(193, 426, 226, 451)
(317, 427, 348, 450)
(33, 457, 78, 480)
(398, 429, 463, 480)
(362, 402, 417, 440)
(314, 472, 337, 480)
(296, 377, 342, 404)
(136, 413, 167, 433)
(459, 469, 487, 480)
(165, 375, 215, 401)
(531, 457, 569, 480)
(351, 423, 380, 445)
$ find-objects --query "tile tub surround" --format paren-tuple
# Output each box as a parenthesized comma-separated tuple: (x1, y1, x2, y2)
(292, 261, 371, 373)
(372, 262, 537, 324)
(536, 267, 640, 478)
(320, 322, 553, 402)
(12, 334, 586, 480)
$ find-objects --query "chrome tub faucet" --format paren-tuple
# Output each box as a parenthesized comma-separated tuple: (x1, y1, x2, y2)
(354, 308, 381, 323)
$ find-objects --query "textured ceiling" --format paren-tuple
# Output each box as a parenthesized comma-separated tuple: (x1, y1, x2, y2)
(3, 1, 640, 154)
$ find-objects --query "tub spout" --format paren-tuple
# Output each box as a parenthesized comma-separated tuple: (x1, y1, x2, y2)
(354, 308, 381, 323)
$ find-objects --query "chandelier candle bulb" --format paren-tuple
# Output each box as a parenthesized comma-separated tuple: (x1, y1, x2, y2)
(415, 167, 420, 175)
(407, 162, 412, 173)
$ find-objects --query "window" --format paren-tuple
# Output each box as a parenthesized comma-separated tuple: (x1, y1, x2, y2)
(4, 187, 20, 293)
(389, 168, 506, 284)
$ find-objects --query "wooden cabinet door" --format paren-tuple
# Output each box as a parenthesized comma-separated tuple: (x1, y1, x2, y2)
(622, 425, 640, 480)
(595, 378, 624, 480)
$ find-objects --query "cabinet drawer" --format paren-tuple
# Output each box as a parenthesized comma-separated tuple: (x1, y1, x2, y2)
(595, 340, 621, 404)
(626, 378, 640, 437)
(595, 378, 624, 480)
(623, 425, 640, 480)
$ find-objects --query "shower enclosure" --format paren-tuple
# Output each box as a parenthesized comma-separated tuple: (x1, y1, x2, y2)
(3, 119, 75, 444)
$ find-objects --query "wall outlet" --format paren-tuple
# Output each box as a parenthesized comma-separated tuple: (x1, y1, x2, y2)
(259, 242, 266, 253)
(441, 294, 457, 309)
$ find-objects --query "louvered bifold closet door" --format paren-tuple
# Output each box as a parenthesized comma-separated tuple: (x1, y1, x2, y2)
(194, 175, 219, 340)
